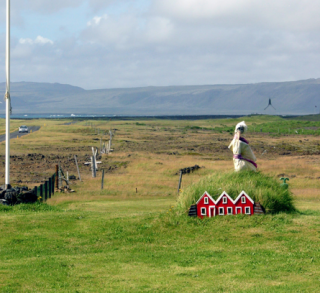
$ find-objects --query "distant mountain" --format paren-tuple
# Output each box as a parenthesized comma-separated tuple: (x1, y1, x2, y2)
(0, 79, 319, 115)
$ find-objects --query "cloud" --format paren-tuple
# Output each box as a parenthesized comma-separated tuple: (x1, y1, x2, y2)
(19, 38, 34, 45)
(87, 15, 105, 27)
(82, 12, 173, 49)
(19, 36, 54, 45)
(17, 0, 83, 14)
(88, 0, 118, 12)
(152, 0, 320, 32)
(0, 0, 319, 90)
(35, 36, 54, 45)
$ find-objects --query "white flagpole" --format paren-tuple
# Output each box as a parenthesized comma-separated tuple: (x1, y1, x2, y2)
(5, 0, 10, 187)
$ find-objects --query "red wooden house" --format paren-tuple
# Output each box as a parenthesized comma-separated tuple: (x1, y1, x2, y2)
(234, 191, 254, 215)
(194, 190, 256, 218)
(196, 192, 216, 219)
(215, 192, 236, 216)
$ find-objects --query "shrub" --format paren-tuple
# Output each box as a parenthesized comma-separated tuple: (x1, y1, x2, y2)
(177, 171, 296, 214)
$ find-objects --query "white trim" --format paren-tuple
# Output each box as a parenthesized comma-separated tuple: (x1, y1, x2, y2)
(209, 206, 215, 217)
(219, 207, 224, 215)
(216, 191, 234, 205)
(234, 191, 254, 205)
(204, 197, 209, 204)
(245, 207, 251, 215)
(227, 207, 233, 215)
(196, 191, 216, 205)
(236, 207, 242, 214)
(196, 191, 254, 214)
(201, 207, 206, 216)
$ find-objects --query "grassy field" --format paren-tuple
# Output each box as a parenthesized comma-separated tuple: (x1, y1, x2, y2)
(0, 116, 320, 292)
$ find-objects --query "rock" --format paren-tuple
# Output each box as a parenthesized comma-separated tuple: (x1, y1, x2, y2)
(0, 199, 8, 206)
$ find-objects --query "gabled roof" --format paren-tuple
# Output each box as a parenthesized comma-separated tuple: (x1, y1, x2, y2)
(234, 190, 254, 204)
(215, 191, 234, 205)
(196, 190, 255, 206)
(196, 191, 216, 205)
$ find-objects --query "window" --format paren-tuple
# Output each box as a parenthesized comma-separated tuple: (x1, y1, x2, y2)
(219, 207, 224, 215)
(227, 207, 233, 215)
(245, 207, 251, 215)
(204, 197, 209, 204)
(201, 208, 206, 216)
(241, 196, 246, 204)
(223, 197, 227, 204)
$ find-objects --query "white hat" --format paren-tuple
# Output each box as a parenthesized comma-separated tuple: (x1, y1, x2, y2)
(235, 121, 247, 133)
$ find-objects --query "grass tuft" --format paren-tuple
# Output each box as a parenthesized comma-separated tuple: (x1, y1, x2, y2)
(0, 202, 60, 213)
(177, 171, 296, 214)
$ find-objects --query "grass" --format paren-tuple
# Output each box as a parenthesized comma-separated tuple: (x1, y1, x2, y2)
(0, 115, 320, 292)
(0, 201, 320, 292)
(177, 171, 296, 214)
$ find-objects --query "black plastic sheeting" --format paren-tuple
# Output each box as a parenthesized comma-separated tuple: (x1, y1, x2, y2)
(0, 184, 37, 205)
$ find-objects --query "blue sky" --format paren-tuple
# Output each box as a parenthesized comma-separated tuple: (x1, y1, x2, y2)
(0, 0, 320, 89)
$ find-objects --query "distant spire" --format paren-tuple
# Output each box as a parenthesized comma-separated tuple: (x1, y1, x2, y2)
(264, 98, 276, 111)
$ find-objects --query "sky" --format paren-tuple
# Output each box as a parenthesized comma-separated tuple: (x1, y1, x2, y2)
(0, 0, 320, 89)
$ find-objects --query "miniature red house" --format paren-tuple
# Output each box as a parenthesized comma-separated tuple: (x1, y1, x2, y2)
(196, 192, 216, 218)
(234, 191, 254, 215)
(195, 191, 255, 218)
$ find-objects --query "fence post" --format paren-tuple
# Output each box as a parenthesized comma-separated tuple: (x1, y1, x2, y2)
(44, 181, 48, 201)
(40, 184, 43, 202)
(48, 178, 52, 199)
(58, 162, 62, 188)
(34, 186, 38, 199)
(101, 169, 105, 190)
(91, 156, 96, 178)
(52, 175, 55, 195)
(177, 170, 183, 194)
(74, 155, 81, 181)
(92, 147, 98, 170)
(55, 165, 59, 189)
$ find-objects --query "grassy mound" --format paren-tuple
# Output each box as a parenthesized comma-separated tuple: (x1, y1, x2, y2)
(177, 171, 296, 214)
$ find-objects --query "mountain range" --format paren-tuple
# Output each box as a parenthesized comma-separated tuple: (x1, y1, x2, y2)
(0, 78, 319, 115)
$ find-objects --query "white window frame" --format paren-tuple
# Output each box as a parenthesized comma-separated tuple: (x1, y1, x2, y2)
(236, 207, 242, 214)
(201, 207, 206, 216)
(241, 196, 246, 204)
(223, 197, 227, 204)
(245, 207, 251, 215)
(204, 197, 209, 204)
(219, 207, 224, 215)
(227, 207, 233, 215)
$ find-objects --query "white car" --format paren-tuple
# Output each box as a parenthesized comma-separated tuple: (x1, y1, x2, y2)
(19, 125, 29, 133)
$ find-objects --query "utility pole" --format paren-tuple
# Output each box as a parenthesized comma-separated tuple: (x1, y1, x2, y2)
(5, 0, 10, 188)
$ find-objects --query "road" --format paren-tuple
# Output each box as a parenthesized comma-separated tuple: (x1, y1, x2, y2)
(0, 126, 40, 142)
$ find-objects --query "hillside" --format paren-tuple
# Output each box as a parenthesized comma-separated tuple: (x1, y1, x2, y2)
(0, 78, 319, 115)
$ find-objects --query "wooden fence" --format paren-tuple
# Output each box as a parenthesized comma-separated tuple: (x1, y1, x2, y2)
(34, 173, 56, 202)
(33, 164, 67, 202)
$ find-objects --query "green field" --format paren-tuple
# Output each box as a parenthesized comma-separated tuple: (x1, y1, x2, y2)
(0, 116, 320, 292)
